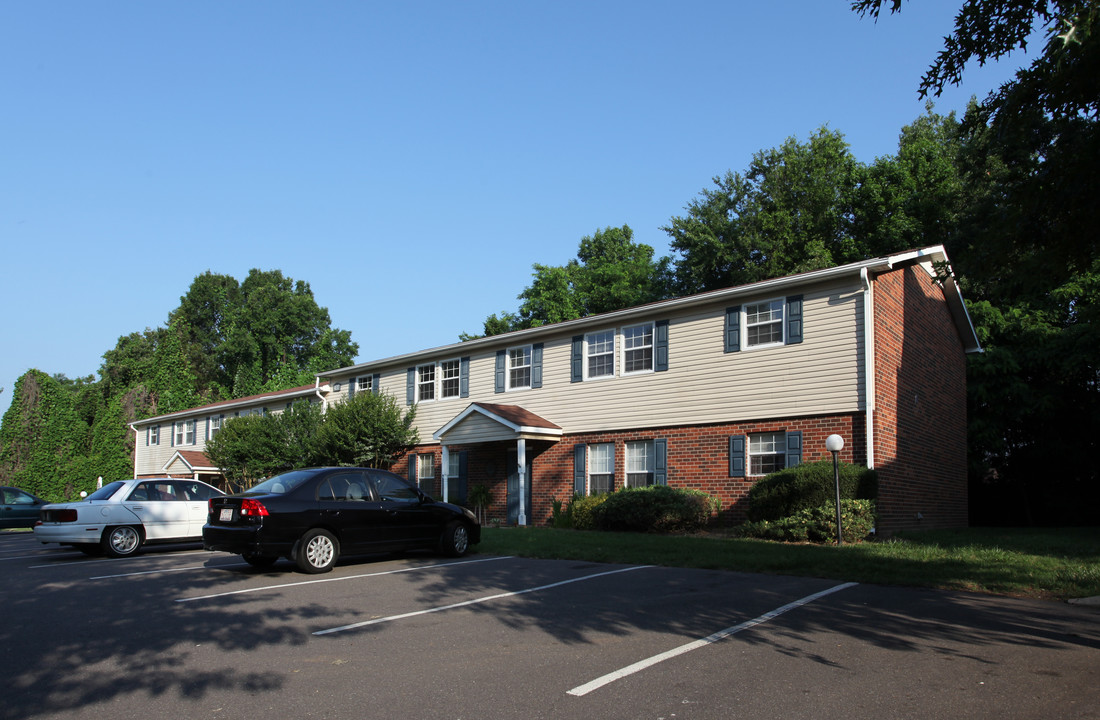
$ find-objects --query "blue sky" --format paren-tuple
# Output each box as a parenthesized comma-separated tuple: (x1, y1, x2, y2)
(0, 1, 1030, 420)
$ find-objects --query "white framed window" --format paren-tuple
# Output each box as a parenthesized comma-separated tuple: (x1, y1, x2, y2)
(417, 364, 436, 402)
(441, 359, 461, 398)
(749, 432, 787, 475)
(508, 346, 532, 390)
(175, 419, 195, 446)
(148, 426, 159, 446)
(625, 441, 655, 488)
(622, 322, 654, 374)
(209, 416, 222, 440)
(417, 453, 435, 485)
(585, 329, 615, 379)
(744, 299, 784, 348)
(588, 442, 614, 494)
(356, 376, 373, 394)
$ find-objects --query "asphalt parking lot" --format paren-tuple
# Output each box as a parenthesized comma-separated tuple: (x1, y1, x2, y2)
(2, 531, 1098, 720)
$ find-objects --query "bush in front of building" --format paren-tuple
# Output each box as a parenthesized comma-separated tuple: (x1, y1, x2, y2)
(590, 485, 717, 534)
(736, 499, 877, 543)
(568, 493, 611, 530)
(746, 460, 877, 523)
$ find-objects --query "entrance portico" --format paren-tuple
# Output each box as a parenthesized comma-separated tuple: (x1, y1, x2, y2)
(434, 403, 562, 526)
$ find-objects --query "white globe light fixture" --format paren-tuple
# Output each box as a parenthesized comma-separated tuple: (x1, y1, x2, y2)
(826, 434, 845, 545)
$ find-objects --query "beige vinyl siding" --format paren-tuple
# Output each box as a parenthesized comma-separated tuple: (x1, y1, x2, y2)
(327, 277, 865, 439)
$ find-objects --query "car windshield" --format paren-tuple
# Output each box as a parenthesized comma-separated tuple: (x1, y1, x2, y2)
(85, 481, 127, 501)
(246, 470, 318, 495)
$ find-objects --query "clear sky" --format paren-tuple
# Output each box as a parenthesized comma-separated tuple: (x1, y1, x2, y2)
(0, 1, 1030, 420)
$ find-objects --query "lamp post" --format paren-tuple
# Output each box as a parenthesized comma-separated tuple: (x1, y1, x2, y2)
(826, 434, 844, 546)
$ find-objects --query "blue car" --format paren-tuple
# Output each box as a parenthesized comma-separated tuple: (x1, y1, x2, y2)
(1, 487, 48, 530)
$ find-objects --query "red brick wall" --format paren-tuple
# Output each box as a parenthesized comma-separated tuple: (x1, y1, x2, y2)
(873, 264, 968, 533)
(399, 412, 865, 527)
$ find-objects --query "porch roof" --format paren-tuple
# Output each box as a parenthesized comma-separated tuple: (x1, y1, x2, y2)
(433, 402, 563, 444)
(163, 450, 218, 474)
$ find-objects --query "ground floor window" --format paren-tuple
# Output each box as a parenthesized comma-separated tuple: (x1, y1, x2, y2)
(588, 442, 614, 494)
(749, 432, 787, 475)
(625, 441, 654, 487)
(417, 453, 435, 487)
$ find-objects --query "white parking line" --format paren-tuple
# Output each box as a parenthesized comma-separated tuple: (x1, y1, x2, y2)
(567, 581, 860, 696)
(313, 564, 654, 636)
(176, 555, 515, 603)
(90, 561, 247, 579)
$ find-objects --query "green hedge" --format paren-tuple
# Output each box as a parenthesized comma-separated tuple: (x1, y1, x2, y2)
(746, 460, 877, 522)
(737, 499, 877, 543)
(591, 485, 715, 533)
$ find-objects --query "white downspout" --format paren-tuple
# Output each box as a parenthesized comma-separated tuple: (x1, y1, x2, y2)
(314, 377, 326, 411)
(441, 444, 450, 503)
(131, 425, 139, 478)
(861, 268, 875, 469)
(517, 438, 527, 526)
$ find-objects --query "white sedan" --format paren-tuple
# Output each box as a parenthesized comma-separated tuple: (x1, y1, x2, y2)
(34, 478, 224, 557)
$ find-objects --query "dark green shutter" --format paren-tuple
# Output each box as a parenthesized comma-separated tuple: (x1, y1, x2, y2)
(573, 445, 587, 496)
(786, 431, 802, 468)
(786, 295, 803, 344)
(571, 336, 584, 382)
(408, 456, 417, 485)
(655, 320, 669, 372)
(729, 435, 745, 477)
(459, 357, 470, 398)
(349, 377, 356, 398)
(495, 350, 506, 393)
(372, 373, 381, 394)
(654, 439, 668, 485)
(532, 343, 543, 388)
(406, 368, 415, 405)
(725, 306, 741, 353)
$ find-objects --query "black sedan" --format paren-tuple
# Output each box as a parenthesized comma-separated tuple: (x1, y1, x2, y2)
(1, 486, 49, 530)
(203, 467, 481, 573)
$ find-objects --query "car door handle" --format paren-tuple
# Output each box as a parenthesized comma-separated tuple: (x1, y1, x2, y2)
(131, 505, 143, 511)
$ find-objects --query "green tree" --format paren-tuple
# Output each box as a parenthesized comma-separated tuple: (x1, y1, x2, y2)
(0, 370, 89, 501)
(151, 317, 201, 414)
(466, 225, 669, 337)
(314, 391, 419, 469)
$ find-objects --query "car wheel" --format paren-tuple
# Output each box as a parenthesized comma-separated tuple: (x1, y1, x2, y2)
(102, 525, 143, 558)
(294, 529, 339, 573)
(440, 521, 470, 557)
(242, 553, 279, 568)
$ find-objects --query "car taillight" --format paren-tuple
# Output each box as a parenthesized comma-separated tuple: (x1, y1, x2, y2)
(239, 499, 269, 517)
(54, 509, 78, 523)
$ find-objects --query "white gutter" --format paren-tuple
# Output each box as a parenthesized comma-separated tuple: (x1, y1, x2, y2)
(315, 377, 327, 412)
(860, 268, 875, 470)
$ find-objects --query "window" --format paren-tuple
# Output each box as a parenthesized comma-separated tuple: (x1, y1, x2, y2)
(585, 330, 615, 379)
(373, 472, 420, 503)
(417, 453, 434, 485)
(417, 364, 436, 402)
(588, 443, 614, 494)
(745, 299, 784, 348)
(441, 359, 461, 398)
(508, 346, 532, 390)
(148, 426, 159, 446)
(625, 441, 655, 487)
(209, 416, 222, 440)
(749, 432, 787, 475)
(356, 376, 373, 394)
(622, 323, 654, 373)
(174, 420, 195, 446)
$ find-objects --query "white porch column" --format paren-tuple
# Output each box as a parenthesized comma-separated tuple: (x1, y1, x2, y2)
(441, 444, 450, 503)
(517, 437, 527, 526)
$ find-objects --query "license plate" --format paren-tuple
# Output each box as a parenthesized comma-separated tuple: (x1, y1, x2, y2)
(219, 508, 234, 522)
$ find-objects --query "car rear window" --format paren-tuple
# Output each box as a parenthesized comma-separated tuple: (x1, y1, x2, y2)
(247, 469, 318, 495)
(85, 481, 127, 501)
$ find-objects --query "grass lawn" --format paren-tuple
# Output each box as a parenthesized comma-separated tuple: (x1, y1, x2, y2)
(477, 526, 1100, 601)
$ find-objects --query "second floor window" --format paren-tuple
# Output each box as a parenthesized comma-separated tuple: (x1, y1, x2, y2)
(148, 426, 159, 446)
(417, 364, 436, 402)
(175, 419, 195, 446)
(357, 376, 373, 394)
(441, 359, 461, 398)
(745, 300, 784, 348)
(586, 330, 615, 379)
(623, 323, 654, 373)
(209, 416, 222, 439)
(508, 346, 531, 390)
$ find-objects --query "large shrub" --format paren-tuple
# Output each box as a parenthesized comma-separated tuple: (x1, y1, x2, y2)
(568, 493, 612, 530)
(591, 485, 716, 533)
(737, 499, 877, 543)
(746, 460, 877, 522)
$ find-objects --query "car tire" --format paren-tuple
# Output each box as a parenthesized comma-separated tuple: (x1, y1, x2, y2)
(294, 529, 339, 573)
(102, 525, 143, 558)
(242, 553, 279, 568)
(440, 521, 470, 558)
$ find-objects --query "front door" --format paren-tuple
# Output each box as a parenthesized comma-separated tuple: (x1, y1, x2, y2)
(506, 451, 532, 525)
